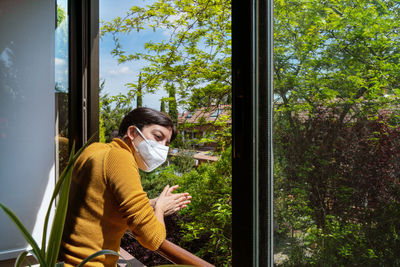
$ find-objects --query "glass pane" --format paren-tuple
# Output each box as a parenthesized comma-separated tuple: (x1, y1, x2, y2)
(100, 0, 232, 265)
(55, 0, 69, 178)
(273, 1, 400, 265)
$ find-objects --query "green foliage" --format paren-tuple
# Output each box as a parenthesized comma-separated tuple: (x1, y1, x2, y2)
(170, 133, 196, 149)
(160, 99, 166, 113)
(100, 88, 132, 143)
(274, 112, 400, 265)
(274, 0, 400, 120)
(140, 148, 232, 266)
(279, 215, 381, 266)
(141, 165, 180, 200)
(177, 109, 231, 152)
(56, 5, 66, 28)
(101, 0, 231, 111)
(310, 216, 378, 266)
(211, 114, 232, 152)
(167, 83, 178, 124)
(170, 151, 197, 174)
(273, 0, 400, 265)
(177, 147, 232, 266)
(137, 73, 143, 108)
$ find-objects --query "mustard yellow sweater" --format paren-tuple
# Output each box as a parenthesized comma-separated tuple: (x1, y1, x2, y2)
(59, 138, 166, 266)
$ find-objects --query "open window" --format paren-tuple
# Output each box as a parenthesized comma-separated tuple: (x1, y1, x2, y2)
(0, 0, 274, 265)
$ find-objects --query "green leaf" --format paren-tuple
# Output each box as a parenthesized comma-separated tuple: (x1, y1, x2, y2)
(45, 136, 95, 266)
(14, 250, 29, 267)
(43, 136, 94, 266)
(41, 142, 76, 253)
(42, 136, 95, 256)
(45, 165, 73, 266)
(0, 203, 46, 266)
(76, 249, 120, 267)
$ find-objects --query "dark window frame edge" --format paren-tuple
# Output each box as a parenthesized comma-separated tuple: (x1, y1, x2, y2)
(232, 0, 273, 265)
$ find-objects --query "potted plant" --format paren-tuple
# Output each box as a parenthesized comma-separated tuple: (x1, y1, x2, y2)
(0, 142, 119, 267)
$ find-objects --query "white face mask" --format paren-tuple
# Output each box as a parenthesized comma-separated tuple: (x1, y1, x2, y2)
(131, 126, 169, 172)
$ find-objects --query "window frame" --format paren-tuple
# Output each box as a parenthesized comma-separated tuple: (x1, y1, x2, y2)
(69, 0, 99, 148)
(232, 0, 274, 266)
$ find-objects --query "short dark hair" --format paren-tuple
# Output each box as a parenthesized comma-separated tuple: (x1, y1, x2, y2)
(118, 107, 177, 142)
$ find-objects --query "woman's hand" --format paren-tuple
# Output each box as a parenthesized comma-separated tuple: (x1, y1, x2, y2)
(155, 185, 192, 216)
(149, 197, 158, 208)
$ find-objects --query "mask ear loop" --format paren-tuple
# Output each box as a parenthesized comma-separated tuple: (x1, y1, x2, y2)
(134, 126, 169, 158)
(131, 139, 139, 152)
(133, 126, 150, 145)
(123, 127, 142, 153)
(127, 131, 150, 169)
(124, 126, 144, 150)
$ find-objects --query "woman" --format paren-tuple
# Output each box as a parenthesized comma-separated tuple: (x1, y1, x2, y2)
(59, 107, 191, 266)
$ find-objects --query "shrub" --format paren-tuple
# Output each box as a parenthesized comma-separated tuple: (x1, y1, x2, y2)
(274, 110, 400, 266)
(139, 147, 232, 266)
(176, 147, 232, 266)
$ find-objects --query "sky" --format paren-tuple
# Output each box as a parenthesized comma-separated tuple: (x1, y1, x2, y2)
(99, 0, 167, 110)
(55, 0, 168, 111)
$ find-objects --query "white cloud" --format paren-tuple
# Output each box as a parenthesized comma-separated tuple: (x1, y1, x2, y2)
(161, 14, 187, 37)
(55, 57, 66, 66)
(108, 66, 134, 75)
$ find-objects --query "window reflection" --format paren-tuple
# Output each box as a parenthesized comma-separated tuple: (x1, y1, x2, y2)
(55, 0, 69, 178)
(273, 0, 400, 265)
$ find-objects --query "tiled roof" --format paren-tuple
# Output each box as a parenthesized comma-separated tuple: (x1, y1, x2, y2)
(178, 105, 231, 124)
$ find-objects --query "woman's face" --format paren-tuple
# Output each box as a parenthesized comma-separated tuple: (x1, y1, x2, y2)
(126, 124, 172, 171)
(130, 124, 173, 147)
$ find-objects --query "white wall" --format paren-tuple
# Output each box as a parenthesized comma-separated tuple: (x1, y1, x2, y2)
(0, 0, 55, 260)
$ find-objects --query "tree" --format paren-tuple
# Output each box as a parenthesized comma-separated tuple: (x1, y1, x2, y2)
(274, 112, 400, 265)
(160, 99, 166, 113)
(274, 0, 400, 133)
(101, 0, 231, 111)
(57, 5, 66, 28)
(166, 83, 178, 124)
(99, 80, 132, 142)
(273, 0, 400, 264)
(137, 73, 143, 108)
(274, 0, 400, 225)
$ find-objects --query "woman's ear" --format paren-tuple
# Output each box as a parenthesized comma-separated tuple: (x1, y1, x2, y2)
(126, 125, 138, 141)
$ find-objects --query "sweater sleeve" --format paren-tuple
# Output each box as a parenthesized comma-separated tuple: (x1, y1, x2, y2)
(104, 148, 166, 251)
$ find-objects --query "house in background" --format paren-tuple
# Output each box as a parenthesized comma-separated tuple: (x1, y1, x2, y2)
(178, 104, 231, 150)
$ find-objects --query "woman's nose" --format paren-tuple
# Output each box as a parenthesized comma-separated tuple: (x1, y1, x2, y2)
(160, 141, 168, 146)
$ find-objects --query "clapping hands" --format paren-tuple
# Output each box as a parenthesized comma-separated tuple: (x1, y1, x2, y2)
(155, 185, 192, 216)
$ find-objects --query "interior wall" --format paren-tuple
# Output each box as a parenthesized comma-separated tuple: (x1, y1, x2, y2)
(0, 0, 55, 260)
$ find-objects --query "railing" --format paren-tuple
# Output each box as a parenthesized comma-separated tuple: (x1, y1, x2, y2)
(123, 231, 215, 267)
(157, 239, 215, 267)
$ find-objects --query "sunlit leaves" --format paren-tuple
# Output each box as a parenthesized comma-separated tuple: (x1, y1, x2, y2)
(274, 1, 400, 264)
(274, 0, 400, 121)
(101, 0, 231, 110)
